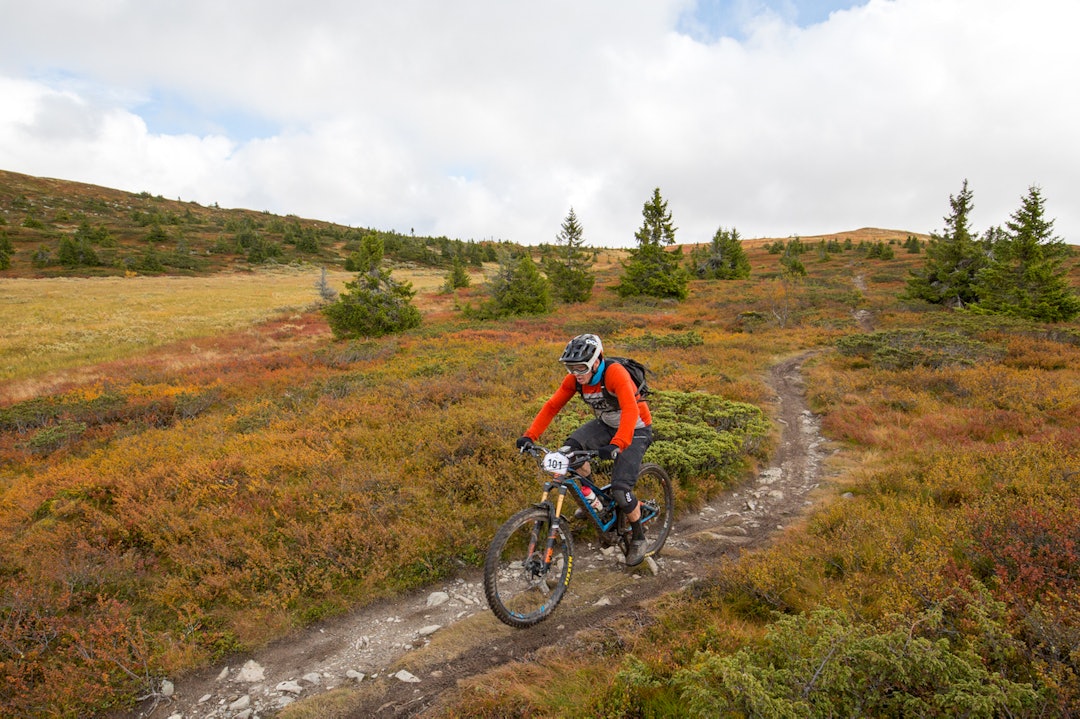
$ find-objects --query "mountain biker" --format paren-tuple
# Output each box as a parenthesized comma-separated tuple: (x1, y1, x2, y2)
(516, 333, 654, 566)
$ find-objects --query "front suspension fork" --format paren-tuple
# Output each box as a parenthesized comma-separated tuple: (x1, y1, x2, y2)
(537, 484, 568, 567)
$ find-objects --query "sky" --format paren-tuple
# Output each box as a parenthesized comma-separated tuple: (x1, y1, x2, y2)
(1, 0, 1078, 248)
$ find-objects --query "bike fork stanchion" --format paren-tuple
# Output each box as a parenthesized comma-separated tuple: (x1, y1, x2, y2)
(526, 522, 543, 563)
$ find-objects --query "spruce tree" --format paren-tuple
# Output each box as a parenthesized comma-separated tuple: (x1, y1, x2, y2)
(139, 245, 164, 273)
(0, 231, 12, 270)
(543, 207, 595, 303)
(974, 186, 1080, 322)
(904, 180, 985, 307)
(776, 237, 807, 277)
(146, 222, 169, 243)
(322, 232, 421, 338)
(690, 226, 751, 279)
(616, 188, 690, 300)
(57, 236, 80, 268)
(295, 228, 320, 254)
(57, 236, 99, 268)
(476, 251, 552, 317)
(443, 255, 471, 292)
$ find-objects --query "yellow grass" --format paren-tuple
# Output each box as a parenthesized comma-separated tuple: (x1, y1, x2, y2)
(0, 264, 470, 401)
(0, 266, 354, 385)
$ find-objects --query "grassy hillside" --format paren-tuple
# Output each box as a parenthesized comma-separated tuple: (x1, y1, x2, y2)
(0, 169, 494, 278)
(1, 171, 1078, 717)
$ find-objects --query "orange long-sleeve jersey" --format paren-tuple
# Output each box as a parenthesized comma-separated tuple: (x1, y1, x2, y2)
(524, 361, 651, 451)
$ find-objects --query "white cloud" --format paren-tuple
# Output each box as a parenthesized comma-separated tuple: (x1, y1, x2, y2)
(1, 0, 1078, 246)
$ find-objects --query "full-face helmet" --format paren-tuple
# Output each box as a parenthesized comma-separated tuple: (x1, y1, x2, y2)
(559, 334, 603, 375)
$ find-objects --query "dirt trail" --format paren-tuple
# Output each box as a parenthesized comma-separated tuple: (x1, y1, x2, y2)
(130, 352, 831, 719)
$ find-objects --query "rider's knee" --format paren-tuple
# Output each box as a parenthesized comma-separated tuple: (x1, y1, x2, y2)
(613, 488, 638, 514)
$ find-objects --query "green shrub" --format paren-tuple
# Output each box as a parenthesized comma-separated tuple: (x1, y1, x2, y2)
(836, 329, 1004, 369)
(625, 330, 705, 350)
(26, 420, 88, 454)
(647, 391, 769, 493)
(666, 607, 1041, 718)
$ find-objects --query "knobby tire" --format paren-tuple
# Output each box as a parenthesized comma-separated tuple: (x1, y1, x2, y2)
(635, 463, 674, 557)
(484, 506, 574, 628)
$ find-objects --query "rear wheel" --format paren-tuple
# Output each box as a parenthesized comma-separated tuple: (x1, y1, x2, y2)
(634, 463, 674, 557)
(484, 506, 574, 628)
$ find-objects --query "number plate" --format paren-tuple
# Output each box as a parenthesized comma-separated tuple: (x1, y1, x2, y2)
(542, 451, 570, 475)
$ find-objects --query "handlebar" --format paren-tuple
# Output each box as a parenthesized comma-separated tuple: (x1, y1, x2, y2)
(520, 443, 598, 470)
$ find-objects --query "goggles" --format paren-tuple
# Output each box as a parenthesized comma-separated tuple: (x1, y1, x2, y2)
(564, 363, 592, 375)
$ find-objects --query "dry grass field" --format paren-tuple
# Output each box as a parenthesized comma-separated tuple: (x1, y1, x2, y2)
(1, 267, 343, 392)
(0, 264, 475, 401)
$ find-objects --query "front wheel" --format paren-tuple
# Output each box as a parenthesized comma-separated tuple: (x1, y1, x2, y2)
(484, 506, 574, 628)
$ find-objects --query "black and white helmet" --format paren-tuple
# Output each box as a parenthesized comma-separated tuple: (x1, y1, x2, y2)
(559, 334, 603, 369)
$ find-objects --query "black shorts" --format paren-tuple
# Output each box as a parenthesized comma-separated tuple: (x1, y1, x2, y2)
(566, 419, 653, 494)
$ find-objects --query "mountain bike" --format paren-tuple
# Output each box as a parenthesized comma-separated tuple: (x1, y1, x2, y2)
(483, 444, 674, 628)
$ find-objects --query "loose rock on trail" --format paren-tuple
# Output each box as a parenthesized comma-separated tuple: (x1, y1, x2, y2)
(127, 352, 833, 719)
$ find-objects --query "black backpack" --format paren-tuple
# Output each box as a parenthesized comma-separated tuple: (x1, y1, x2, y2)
(600, 356, 651, 400)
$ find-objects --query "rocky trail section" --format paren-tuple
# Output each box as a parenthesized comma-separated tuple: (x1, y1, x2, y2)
(128, 352, 832, 719)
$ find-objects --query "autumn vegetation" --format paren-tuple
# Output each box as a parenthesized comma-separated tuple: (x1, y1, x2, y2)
(1, 172, 1079, 717)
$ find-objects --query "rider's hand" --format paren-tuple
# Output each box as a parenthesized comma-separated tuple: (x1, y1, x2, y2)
(598, 444, 621, 461)
(516, 436, 534, 453)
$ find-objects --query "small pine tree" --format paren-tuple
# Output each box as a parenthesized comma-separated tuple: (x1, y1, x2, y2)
(74, 220, 94, 244)
(867, 241, 894, 260)
(615, 188, 690, 300)
(690, 226, 750, 279)
(776, 238, 807, 277)
(57, 236, 99, 268)
(0, 231, 12, 270)
(905, 179, 985, 307)
(490, 252, 552, 316)
(467, 251, 552, 318)
(779, 252, 807, 277)
(974, 186, 1080, 322)
(146, 222, 169, 243)
(73, 220, 114, 246)
(139, 245, 164, 273)
(57, 236, 79, 268)
(31, 245, 51, 268)
(543, 207, 595, 303)
(295, 229, 320, 254)
(443, 255, 471, 292)
(247, 238, 283, 264)
(322, 233, 421, 338)
(815, 239, 831, 262)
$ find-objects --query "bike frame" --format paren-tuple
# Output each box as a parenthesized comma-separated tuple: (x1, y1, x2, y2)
(531, 447, 660, 538)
